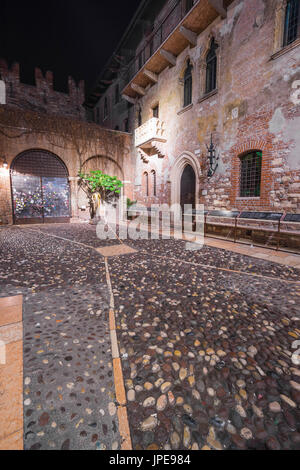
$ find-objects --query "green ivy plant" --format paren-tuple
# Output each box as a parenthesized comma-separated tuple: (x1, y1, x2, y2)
(78, 170, 123, 219)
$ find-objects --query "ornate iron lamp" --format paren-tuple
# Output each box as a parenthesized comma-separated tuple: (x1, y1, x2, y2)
(0, 156, 8, 169)
(206, 134, 219, 178)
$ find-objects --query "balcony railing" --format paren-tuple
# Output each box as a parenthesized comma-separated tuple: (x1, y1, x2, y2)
(124, 0, 197, 86)
(135, 117, 167, 149)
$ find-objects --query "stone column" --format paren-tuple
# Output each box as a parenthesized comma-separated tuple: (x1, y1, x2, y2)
(68, 176, 80, 220)
(0, 168, 13, 225)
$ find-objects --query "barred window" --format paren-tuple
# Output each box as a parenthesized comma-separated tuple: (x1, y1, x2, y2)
(284, 0, 300, 46)
(184, 59, 193, 107)
(240, 151, 262, 198)
(206, 38, 218, 94)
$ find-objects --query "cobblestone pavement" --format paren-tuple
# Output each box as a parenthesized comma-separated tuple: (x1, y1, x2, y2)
(0, 224, 300, 450)
(0, 226, 121, 450)
(109, 238, 300, 450)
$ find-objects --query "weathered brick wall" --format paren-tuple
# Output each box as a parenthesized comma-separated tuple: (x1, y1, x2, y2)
(53, 0, 300, 216)
(130, 0, 300, 213)
(0, 59, 86, 120)
(0, 105, 134, 224)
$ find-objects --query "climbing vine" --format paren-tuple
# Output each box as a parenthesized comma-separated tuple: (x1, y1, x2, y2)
(0, 105, 127, 169)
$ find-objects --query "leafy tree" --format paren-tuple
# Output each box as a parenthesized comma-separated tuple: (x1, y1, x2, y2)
(78, 170, 123, 219)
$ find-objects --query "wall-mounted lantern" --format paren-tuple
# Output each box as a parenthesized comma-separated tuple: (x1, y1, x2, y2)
(206, 134, 219, 178)
(0, 156, 8, 169)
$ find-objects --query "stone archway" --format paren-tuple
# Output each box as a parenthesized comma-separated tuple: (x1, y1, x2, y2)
(78, 155, 125, 215)
(81, 155, 124, 180)
(170, 152, 201, 211)
(10, 149, 70, 224)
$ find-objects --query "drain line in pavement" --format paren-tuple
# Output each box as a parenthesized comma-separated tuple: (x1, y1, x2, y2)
(146, 253, 300, 286)
(22, 227, 132, 450)
(25, 226, 300, 286)
(104, 257, 132, 450)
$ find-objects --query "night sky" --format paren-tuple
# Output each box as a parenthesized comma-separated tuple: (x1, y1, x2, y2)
(0, 0, 142, 95)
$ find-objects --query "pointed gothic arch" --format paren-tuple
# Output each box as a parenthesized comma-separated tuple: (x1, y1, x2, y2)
(170, 152, 201, 215)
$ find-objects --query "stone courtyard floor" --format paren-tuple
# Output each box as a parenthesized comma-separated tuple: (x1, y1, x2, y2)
(0, 223, 300, 450)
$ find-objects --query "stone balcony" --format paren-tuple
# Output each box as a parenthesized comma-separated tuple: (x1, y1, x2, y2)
(134, 118, 167, 158)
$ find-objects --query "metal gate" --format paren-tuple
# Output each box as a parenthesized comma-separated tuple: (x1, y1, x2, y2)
(10, 149, 70, 224)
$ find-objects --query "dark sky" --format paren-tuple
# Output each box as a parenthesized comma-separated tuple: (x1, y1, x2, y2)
(0, 0, 142, 95)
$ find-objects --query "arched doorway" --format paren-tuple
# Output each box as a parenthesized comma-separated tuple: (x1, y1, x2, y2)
(180, 164, 196, 209)
(11, 149, 70, 224)
(170, 152, 201, 221)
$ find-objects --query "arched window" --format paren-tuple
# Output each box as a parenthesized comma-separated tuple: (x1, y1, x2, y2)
(151, 170, 157, 196)
(138, 107, 142, 127)
(143, 172, 149, 196)
(124, 117, 129, 132)
(152, 104, 159, 118)
(239, 151, 262, 198)
(184, 59, 193, 107)
(206, 39, 218, 94)
(283, 0, 300, 46)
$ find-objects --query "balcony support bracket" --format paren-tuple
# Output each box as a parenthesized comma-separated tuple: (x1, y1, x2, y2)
(207, 0, 227, 19)
(178, 26, 197, 47)
(131, 83, 146, 96)
(122, 94, 136, 105)
(143, 69, 158, 83)
(160, 49, 177, 66)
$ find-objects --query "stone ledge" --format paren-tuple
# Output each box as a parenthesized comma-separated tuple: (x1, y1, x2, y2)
(177, 103, 193, 115)
(0, 295, 23, 450)
(271, 38, 300, 61)
(197, 89, 218, 104)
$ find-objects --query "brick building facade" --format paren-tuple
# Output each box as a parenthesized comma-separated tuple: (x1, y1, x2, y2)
(0, 62, 134, 225)
(87, 0, 300, 216)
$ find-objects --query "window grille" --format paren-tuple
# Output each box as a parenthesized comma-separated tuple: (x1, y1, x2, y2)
(240, 151, 262, 198)
(283, 0, 300, 46)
